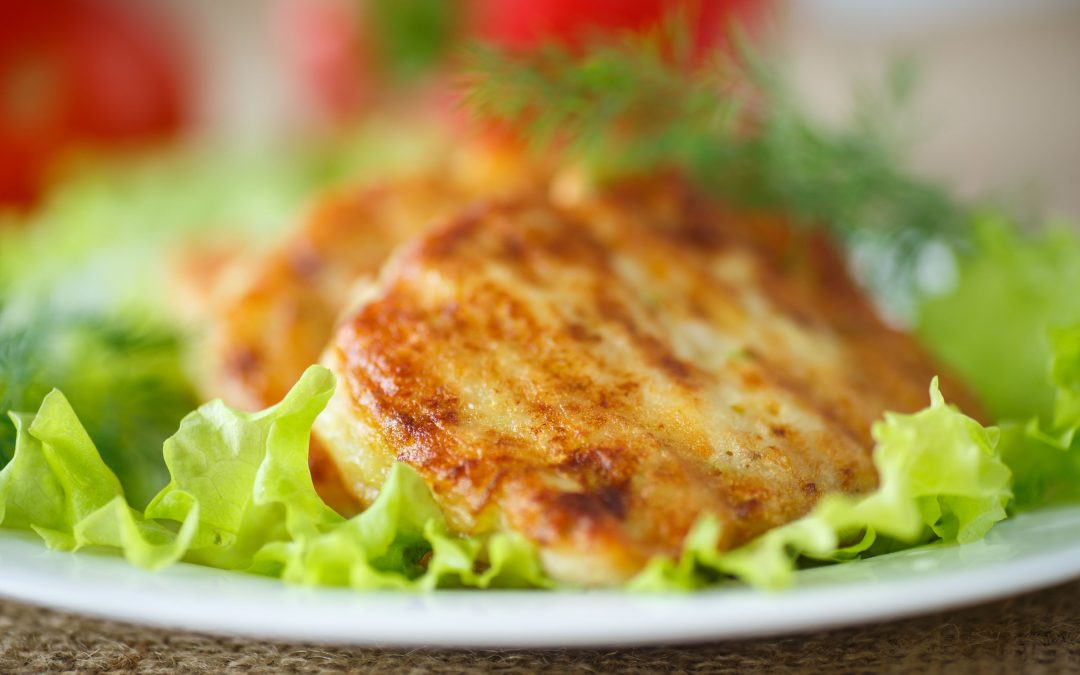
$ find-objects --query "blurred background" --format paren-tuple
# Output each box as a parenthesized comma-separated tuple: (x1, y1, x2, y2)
(2, 0, 1077, 217)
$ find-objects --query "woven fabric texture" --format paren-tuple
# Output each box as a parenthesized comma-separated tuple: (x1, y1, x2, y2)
(2, 579, 1079, 673)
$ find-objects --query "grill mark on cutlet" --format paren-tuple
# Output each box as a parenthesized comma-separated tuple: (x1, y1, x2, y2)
(551, 484, 630, 523)
(341, 206, 643, 501)
(558, 446, 639, 490)
(419, 204, 492, 260)
(478, 282, 544, 345)
(594, 287, 703, 388)
(741, 347, 868, 448)
(564, 320, 601, 343)
(441, 457, 514, 513)
(734, 349, 876, 495)
(473, 215, 661, 445)
(669, 192, 732, 250)
(341, 282, 464, 470)
(737, 230, 952, 422)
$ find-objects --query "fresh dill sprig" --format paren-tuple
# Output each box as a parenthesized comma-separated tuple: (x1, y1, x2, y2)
(462, 21, 970, 310)
(0, 301, 198, 508)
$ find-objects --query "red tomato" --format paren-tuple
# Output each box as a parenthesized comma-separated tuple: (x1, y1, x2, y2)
(468, 0, 762, 54)
(271, 0, 368, 127)
(0, 0, 188, 208)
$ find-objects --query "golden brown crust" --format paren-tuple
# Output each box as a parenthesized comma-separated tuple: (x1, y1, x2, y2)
(203, 179, 459, 411)
(316, 178, 980, 585)
(191, 142, 545, 513)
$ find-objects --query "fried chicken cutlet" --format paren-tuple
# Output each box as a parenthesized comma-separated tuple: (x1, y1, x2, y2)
(314, 178, 981, 585)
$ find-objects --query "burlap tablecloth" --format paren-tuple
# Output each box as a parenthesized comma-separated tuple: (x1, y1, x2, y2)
(2, 578, 1078, 673)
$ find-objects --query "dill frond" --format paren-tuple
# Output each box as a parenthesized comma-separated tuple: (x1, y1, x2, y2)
(0, 302, 197, 507)
(461, 21, 969, 308)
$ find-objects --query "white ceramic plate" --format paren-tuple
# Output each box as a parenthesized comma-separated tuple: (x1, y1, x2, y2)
(2, 505, 1080, 648)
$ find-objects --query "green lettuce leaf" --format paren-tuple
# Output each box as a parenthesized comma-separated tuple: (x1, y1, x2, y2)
(916, 217, 1080, 423)
(914, 215, 1080, 512)
(0, 394, 196, 568)
(630, 378, 1011, 589)
(0, 363, 1052, 592)
(0, 366, 547, 589)
(999, 324, 1080, 511)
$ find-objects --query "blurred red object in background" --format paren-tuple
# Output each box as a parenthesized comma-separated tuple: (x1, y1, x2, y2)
(468, 0, 761, 54)
(273, 0, 765, 132)
(0, 0, 188, 209)
(272, 0, 368, 127)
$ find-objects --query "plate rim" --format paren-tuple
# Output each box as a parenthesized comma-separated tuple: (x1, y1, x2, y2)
(2, 507, 1080, 648)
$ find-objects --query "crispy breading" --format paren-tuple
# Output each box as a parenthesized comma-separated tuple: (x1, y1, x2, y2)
(315, 178, 981, 585)
(193, 143, 542, 512)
